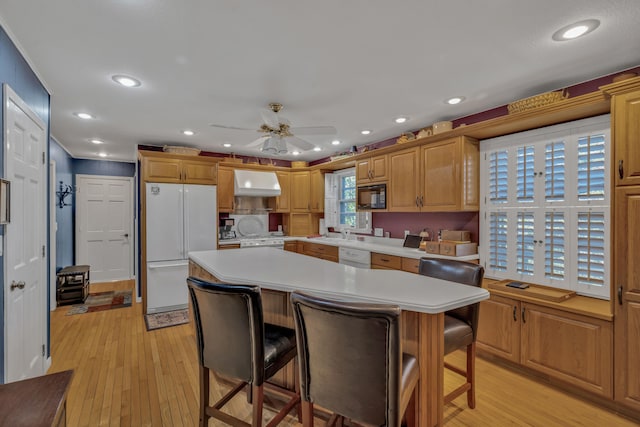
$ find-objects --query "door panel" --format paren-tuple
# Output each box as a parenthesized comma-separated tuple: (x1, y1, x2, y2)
(76, 176, 133, 281)
(4, 85, 46, 382)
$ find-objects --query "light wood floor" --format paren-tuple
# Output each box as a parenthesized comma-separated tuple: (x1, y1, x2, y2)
(48, 280, 639, 427)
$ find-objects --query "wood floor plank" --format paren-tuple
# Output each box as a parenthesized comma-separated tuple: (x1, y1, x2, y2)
(48, 280, 639, 427)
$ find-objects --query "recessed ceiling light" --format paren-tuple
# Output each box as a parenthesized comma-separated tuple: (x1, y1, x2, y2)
(112, 74, 141, 88)
(361, 130, 371, 135)
(292, 151, 300, 156)
(331, 140, 341, 145)
(89, 139, 103, 144)
(394, 117, 407, 124)
(98, 152, 107, 158)
(74, 112, 93, 120)
(223, 143, 231, 148)
(446, 97, 465, 105)
(552, 19, 600, 41)
(313, 147, 322, 152)
(182, 130, 195, 136)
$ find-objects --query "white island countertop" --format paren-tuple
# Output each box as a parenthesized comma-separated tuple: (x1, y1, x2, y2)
(189, 248, 489, 313)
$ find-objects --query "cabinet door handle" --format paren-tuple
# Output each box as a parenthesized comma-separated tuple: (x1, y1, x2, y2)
(619, 159, 624, 179)
(521, 307, 526, 323)
(415, 196, 419, 207)
(420, 196, 424, 207)
(618, 285, 623, 305)
(513, 305, 517, 322)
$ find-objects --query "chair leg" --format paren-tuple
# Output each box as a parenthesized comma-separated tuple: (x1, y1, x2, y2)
(199, 366, 209, 427)
(301, 401, 314, 427)
(404, 387, 417, 427)
(467, 342, 476, 409)
(252, 385, 264, 427)
(295, 359, 302, 423)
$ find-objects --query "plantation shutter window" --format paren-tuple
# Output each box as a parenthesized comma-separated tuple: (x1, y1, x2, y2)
(480, 115, 610, 299)
(324, 169, 370, 233)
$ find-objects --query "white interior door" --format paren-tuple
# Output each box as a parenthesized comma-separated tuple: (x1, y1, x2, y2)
(3, 84, 47, 382)
(49, 160, 56, 311)
(76, 175, 134, 282)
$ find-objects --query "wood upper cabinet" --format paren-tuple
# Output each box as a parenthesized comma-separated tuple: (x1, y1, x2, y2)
(273, 171, 290, 213)
(614, 186, 640, 410)
(388, 147, 421, 212)
(521, 303, 613, 398)
(290, 171, 311, 212)
(421, 136, 479, 211)
(387, 137, 479, 212)
(310, 170, 324, 212)
(477, 294, 521, 363)
(611, 88, 640, 186)
(141, 154, 216, 185)
(217, 166, 234, 212)
(356, 154, 388, 184)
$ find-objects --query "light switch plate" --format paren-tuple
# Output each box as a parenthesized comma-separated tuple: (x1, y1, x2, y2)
(374, 228, 383, 237)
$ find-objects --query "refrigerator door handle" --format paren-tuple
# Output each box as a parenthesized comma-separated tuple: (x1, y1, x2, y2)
(147, 261, 189, 269)
(183, 186, 190, 257)
(178, 187, 185, 257)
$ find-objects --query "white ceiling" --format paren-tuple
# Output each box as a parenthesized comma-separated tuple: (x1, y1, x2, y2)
(1, 0, 639, 162)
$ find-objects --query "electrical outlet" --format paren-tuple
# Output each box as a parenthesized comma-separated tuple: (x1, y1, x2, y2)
(404, 230, 410, 237)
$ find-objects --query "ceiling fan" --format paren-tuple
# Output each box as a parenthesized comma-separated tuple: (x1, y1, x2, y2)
(211, 103, 336, 155)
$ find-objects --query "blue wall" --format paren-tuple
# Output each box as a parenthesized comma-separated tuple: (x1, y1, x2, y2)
(50, 139, 74, 270)
(0, 25, 51, 383)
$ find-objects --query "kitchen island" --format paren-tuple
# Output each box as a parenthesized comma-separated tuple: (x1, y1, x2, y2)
(189, 247, 489, 427)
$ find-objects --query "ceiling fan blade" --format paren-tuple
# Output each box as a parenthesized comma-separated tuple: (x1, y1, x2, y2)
(289, 126, 337, 135)
(210, 124, 256, 131)
(260, 109, 280, 129)
(247, 135, 270, 147)
(286, 136, 315, 151)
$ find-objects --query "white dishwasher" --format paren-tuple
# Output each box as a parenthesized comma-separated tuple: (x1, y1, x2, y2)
(339, 247, 371, 269)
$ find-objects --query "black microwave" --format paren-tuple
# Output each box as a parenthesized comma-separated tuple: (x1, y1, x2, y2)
(357, 183, 386, 210)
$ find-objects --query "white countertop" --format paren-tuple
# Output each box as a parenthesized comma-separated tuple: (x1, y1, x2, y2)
(220, 235, 479, 262)
(189, 248, 489, 314)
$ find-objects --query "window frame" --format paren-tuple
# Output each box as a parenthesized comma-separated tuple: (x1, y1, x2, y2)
(479, 115, 611, 299)
(324, 168, 371, 234)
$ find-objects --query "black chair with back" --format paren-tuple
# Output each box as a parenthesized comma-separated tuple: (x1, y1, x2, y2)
(187, 277, 300, 427)
(418, 258, 484, 409)
(290, 291, 419, 427)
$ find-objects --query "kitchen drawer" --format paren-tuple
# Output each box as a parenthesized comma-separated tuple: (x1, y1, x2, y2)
(401, 257, 420, 273)
(371, 252, 402, 270)
(302, 242, 338, 259)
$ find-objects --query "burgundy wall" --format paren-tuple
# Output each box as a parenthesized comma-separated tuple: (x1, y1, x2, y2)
(371, 211, 479, 241)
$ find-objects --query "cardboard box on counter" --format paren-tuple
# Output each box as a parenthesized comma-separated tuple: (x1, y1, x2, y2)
(424, 241, 440, 254)
(439, 242, 477, 256)
(441, 230, 471, 242)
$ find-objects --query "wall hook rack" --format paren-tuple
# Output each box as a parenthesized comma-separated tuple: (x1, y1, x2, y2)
(56, 181, 73, 208)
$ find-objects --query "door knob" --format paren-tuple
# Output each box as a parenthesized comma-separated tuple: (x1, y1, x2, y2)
(10, 280, 26, 290)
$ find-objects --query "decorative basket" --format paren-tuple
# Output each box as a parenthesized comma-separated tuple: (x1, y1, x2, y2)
(507, 90, 569, 114)
(162, 145, 201, 156)
(396, 132, 416, 144)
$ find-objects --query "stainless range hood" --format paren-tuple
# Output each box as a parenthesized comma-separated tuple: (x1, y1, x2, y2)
(234, 170, 281, 197)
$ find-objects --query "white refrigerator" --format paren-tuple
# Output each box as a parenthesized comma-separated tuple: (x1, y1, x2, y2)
(145, 183, 217, 313)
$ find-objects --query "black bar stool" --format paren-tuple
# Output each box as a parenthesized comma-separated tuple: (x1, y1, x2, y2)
(290, 291, 419, 427)
(187, 277, 300, 427)
(418, 258, 484, 409)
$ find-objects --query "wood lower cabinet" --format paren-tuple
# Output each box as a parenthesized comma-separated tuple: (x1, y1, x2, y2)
(478, 295, 613, 398)
(401, 257, 420, 273)
(301, 242, 338, 262)
(614, 186, 640, 410)
(140, 151, 217, 185)
(371, 252, 402, 270)
(217, 166, 234, 212)
(284, 241, 297, 252)
(477, 294, 521, 363)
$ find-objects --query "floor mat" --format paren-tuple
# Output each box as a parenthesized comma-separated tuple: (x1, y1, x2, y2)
(145, 308, 190, 331)
(66, 290, 132, 315)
